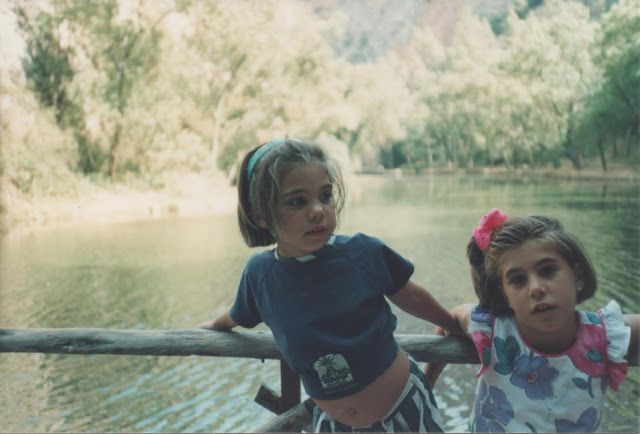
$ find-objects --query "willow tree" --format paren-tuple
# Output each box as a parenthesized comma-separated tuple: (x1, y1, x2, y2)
(173, 0, 355, 174)
(499, 0, 598, 169)
(392, 8, 507, 169)
(576, 0, 640, 168)
(385, 26, 445, 169)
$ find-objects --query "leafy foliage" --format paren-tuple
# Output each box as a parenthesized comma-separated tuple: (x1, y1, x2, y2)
(2, 0, 637, 198)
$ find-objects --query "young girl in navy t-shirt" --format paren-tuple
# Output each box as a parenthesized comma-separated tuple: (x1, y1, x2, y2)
(199, 138, 460, 432)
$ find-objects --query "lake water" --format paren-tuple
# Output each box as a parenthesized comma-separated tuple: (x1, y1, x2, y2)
(1, 174, 638, 432)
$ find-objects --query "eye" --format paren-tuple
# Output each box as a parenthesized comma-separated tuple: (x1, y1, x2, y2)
(539, 265, 558, 278)
(286, 197, 306, 207)
(320, 189, 334, 204)
(507, 274, 526, 288)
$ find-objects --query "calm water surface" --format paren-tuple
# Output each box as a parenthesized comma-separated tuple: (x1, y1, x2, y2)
(1, 174, 638, 432)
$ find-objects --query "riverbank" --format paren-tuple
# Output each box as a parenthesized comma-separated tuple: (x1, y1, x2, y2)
(0, 171, 237, 238)
(364, 160, 639, 183)
(1, 162, 637, 238)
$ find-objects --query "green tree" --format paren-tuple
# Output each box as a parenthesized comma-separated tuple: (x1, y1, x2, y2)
(58, 0, 168, 177)
(17, 0, 171, 178)
(577, 0, 640, 168)
(1, 4, 77, 209)
(176, 0, 355, 174)
(500, 0, 598, 168)
(394, 8, 506, 169)
(15, 5, 103, 174)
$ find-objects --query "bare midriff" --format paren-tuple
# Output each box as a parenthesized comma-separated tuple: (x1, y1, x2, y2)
(312, 350, 410, 428)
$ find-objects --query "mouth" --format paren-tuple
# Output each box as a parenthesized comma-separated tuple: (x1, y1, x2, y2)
(306, 226, 327, 236)
(531, 303, 555, 314)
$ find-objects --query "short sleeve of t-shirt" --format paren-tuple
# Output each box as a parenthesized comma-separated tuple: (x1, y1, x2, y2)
(229, 263, 262, 328)
(353, 233, 414, 296)
(379, 243, 414, 295)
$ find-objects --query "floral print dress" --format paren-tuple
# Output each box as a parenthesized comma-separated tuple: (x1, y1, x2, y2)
(468, 300, 630, 433)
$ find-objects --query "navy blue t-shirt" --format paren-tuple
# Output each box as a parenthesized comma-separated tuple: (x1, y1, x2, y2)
(229, 233, 414, 399)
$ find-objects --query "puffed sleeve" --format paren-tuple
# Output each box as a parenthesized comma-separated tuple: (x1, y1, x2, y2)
(602, 300, 630, 390)
(468, 305, 493, 377)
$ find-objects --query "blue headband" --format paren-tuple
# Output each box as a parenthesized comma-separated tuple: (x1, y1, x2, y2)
(246, 138, 286, 186)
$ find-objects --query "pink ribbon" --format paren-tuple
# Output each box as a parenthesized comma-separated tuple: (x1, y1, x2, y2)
(472, 208, 509, 251)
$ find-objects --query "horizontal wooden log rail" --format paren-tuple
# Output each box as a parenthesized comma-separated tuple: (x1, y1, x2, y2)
(0, 328, 479, 363)
(0, 328, 478, 432)
(2, 328, 636, 432)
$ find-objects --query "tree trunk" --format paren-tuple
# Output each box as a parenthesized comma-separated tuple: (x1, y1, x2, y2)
(108, 122, 122, 178)
(596, 137, 607, 172)
(564, 125, 582, 170)
(426, 141, 433, 167)
(625, 128, 635, 158)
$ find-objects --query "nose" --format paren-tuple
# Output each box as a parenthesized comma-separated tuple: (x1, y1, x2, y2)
(529, 275, 547, 300)
(308, 201, 325, 222)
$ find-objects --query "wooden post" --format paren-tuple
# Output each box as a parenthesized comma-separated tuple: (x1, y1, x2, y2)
(279, 360, 301, 412)
(253, 361, 300, 414)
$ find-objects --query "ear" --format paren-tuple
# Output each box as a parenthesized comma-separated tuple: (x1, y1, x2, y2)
(573, 264, 585, 293)
(575, 277, 585, 294)
(252, 212, 268, 229)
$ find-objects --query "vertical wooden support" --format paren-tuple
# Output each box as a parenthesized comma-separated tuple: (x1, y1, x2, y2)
(279, 360, 301, 412)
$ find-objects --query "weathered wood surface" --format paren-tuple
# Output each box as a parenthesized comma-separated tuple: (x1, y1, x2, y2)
(0, 328, 282, 358)
(1, 327, 637, 433)
(253, 398, 314, 433)
(3, 327, 637, 365)
(0, 328, 480, 363)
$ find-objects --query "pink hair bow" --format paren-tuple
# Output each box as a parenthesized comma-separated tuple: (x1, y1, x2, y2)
(473, 208, 509, 251)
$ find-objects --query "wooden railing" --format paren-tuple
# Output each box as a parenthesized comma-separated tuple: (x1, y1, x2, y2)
(1, 328, 636, 432)
(0, 328, 476, 431)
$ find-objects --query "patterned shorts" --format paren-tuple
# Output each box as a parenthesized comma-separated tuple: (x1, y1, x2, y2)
(311, 356, 444, 432)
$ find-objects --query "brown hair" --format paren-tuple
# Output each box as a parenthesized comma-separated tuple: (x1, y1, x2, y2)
(467, 214, 597, 316)
(237, 138, 345, 247)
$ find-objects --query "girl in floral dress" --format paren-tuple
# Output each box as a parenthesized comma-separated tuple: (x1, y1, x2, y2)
(426, 209, 639, 433)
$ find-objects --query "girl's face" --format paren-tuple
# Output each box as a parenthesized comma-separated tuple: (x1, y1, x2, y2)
(498, 239, 581, 353)
(271, 163, 337, 257)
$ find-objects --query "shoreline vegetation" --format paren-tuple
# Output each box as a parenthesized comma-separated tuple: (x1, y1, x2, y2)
(2, 161, 637, 239)
(3, 1, 637, 241)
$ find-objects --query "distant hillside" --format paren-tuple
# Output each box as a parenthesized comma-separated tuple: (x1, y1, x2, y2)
(301, 0, 516, 62)
(301, 0, 616, 62)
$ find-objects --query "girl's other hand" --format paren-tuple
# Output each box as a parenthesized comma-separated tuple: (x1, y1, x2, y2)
(424, 326, 447, 387)
(197, 309, 238, 331)
(446, 318, 466, 336)
(197, 320, 216, 330)
(624, 314, 640, 366)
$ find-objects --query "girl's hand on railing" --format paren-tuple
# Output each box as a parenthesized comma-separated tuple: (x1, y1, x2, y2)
(424, 326, 447, 387)
(197, 310, 238, 331)
(197, 320, 216, 330)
